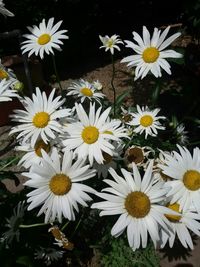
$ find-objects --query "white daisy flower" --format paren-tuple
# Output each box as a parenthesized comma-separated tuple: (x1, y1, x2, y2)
(0, 0, 14, 17)
(121, 26, 182, 80)
(93, 80, 103, 91)
(176, 123, 189, 145)
(10, 87, 71, 147)
(0, 59, 17, 81)
(16, 138, 56, 169)
(160, 202, 200, 250)
(66, 79, 105, 104)
(21, 17, 68, 59)
(99, 34, 123, 55)
(92, 161, 176, 251)
(128, 105, 166, 139)
(0, 78, 18, 102)
(158, 145, 200, 214)
(23, 149, 96, 223)
(62, 103, 121, 165)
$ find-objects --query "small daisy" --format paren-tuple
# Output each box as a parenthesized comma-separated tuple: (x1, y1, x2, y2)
(92, 161, 177, 251)
(21, 17, 68, 59)
(62, 103, 121, 165)
(93, 80, 103, 91)
(160, 201, 200, 250)
(66, 79, 105, 104)
(128, 105, 166, 139)
(99, 34, 123, 55)
(16, 138, 56, 169)
(0, 59, 16, 81)
(158, 145, 200, 214)
(0, 0, 14, 17)
(176, 123, 189, 145)
(10, 87, 71, 147)
(121, 26, 182, 80)
(23, 149, 96, 223)
(0, 78, 18, 102)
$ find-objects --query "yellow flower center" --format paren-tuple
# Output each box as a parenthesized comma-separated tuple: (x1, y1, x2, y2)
(32, 112, 50, 128)
(183, 170, 200, 191)
(34, 139, 51, 157)
(125, 191, 150, 218)
(142, 47, 160, 63)
(49, 174, 72, 195)
(82, 126, 99, 144)
(102, 151, 113, 164)
(38, 33, 51, 45)
(165, 203, 181, 222)
(140, 115, 153, 127)
(107, 39, 113, 48)
(0, 69, 9, 80)
(80, 87, 93, 97)
(127, 147, 144, 164)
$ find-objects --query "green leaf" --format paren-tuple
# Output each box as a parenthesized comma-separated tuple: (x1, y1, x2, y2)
(16, 256, 33, 267)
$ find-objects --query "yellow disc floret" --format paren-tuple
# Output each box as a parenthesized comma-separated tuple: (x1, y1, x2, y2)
(32, 112, 50, 128)
(183, 170, 200, 191)
(38, 34, 51, 45)
(142, 47, 160, 63)
(49, 174, 71, 195)
(80, 87, 93, 97)
(125, 191, 150, 218)
(165, 203, 181, 222)
(140, 115, 153, 127)
(34, 139, 51, 157)
(82, 126, 99, 144)
(0, 69, 9, 80)
(107, 39, 114, 48)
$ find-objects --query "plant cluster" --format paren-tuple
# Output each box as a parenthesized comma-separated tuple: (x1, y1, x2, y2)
(0, 2, 200, 267)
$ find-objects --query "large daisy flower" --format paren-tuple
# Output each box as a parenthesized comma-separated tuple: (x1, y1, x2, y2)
(62, 103, 122, 165)
(99, 34, 123, 55)
(10, 87, 71, 147)
(23, 149, 96, 223)
(128, 105, 166, 139)
(160, 201, 200, 250)
(121, 26, 182, 80)
(21, 17, 68, 59)
(66, 79, 105, 104)
(92, 161, 176, 251)
(0, 78, 18, 102)
(158, 145, 200, 214)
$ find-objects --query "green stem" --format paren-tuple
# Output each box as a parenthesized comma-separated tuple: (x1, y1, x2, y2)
(151, 78, 161, 107)
(111, 54, 116, 115)
(19, 222, 49, 228)
(61, 221, 70, 232)
(0, 157, 20, 172)
(52, 55, 63, 93)
(70, 213, 84, 238)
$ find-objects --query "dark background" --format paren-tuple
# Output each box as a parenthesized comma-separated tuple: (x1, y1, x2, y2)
(0, 0, 198, 73)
